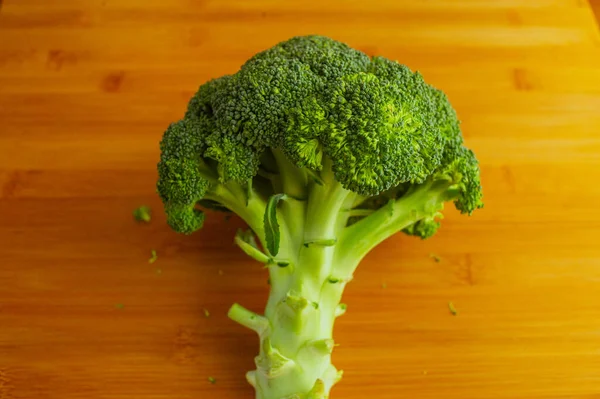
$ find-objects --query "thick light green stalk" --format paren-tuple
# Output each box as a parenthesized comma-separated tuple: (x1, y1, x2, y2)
(248, 243, 344, 399)
(229, 158, 352, 399)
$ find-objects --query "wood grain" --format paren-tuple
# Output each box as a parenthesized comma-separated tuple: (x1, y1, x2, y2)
(2, 0, 600, 398)
(589, 0, 600, 24)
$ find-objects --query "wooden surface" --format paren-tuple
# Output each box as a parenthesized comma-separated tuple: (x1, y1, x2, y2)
(591, 0, 600, 23)
(2, 1, 600, 398)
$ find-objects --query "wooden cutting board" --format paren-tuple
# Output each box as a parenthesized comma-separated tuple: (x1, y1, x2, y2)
(1, 1, 600, 398)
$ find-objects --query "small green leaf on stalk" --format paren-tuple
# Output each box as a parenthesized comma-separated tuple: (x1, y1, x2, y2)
(264, 193, 287, 256)
(208, 376, 216, 384)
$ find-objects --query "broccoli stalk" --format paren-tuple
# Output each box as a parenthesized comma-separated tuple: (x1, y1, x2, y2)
(157, 35, 483, 398)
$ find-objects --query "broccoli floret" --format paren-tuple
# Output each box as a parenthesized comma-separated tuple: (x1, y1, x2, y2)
(133, 206, 151, 223)
(156, 35, 483, 399)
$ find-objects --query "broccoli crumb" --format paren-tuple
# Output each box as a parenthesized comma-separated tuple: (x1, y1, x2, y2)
(448, 301, 458, 316)
(381, 282, 387, 289)
(203, 308, 210, 318)
(133, 206, 151, 223)
(430, 253, 441, 262)
(208, 376, 216, 384)
(115, 303, 124, 310)
(155, 268, 162, 275)
(149, 250, 158, 264)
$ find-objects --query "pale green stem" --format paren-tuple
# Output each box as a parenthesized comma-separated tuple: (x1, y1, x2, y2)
(228, 158, 351, 399)
(335, 180, 453, 274)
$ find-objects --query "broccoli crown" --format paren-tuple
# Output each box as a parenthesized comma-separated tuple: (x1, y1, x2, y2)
(158, 35, 483, 234)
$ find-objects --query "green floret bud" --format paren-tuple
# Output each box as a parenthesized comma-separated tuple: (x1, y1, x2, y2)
(264, 35, 371, 79)
(321, 71, 443, 195)
(285, 97, 328, 170)
(165, 204, 206, 234)
(186, 75, 231, 120)
(157, 157, 210, 204)
(157, 119, 213, 207)
(157, 155, 209, 234)
(158, 119, 210, 162)
(448, 148, 484, 214)
(205, 132, 261, 183)
(157, 120, 214, 234)
(427, 85, 462, 145)
(403, 213, 442, 239)
(212, 56, 320, 149)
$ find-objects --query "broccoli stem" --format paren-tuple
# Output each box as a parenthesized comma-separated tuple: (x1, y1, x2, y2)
(229, 159, 352, 398)
(205, 181, 268, 244)
(271, 148, 308, 200)
(336, 179, 453, 270)
(230, 245, 345, 399)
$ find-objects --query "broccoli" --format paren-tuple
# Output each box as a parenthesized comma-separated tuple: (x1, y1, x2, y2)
(148, 249, 158, 264)
(133, 206, 151, 223)
(157, 35, 483, 398)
